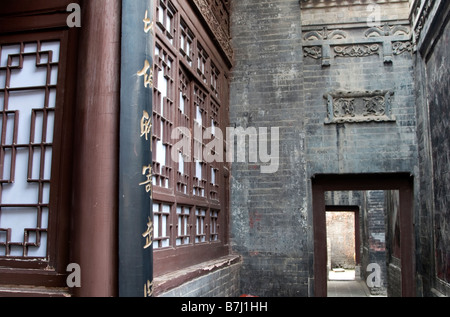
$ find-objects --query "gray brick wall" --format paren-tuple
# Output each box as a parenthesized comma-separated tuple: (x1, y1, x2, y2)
(230, 0, 419, 297)
(303, 44, 417, 176)
(362, 190, 388, 295)
(230, 0, 308, 297)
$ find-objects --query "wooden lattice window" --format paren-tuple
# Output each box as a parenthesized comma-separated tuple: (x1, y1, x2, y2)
(195, 208, 207, 243)
(176, 68, 190, 194)
(0, 40, 60, 258)
(152, 0, 231, 277)
(157, 0, 176, 45)
(176, 205, 190, 246)
(210, 210, 219, 242)
(210, 62, 220, 98)
(209, 167, 219, 201)
(197, 43, 208, 84)
(210, 97, 220, 132)
(0, 0, 78, 288)
(153, 202, 171, 249)
(180, 19, 194, 67)
(208, 99, 220, 200)
(153, 42, 174, 189)
(193, 85, 207, 197)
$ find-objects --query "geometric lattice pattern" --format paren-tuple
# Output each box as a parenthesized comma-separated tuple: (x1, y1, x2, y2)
(151, 0, 226, 253)
(0, 40, 59, 258)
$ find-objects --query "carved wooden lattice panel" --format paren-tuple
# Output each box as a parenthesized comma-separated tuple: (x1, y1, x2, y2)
(0, 40, 60, 258)
(151, 0, 231, 275)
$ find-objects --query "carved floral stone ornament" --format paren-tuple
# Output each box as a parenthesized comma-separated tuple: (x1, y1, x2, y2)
(333, 44, 380, 57)
(303, 46, 322, 59)
(324, 90, 396, 124)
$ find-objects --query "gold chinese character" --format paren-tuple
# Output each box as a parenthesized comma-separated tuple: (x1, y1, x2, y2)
(142, 217, 154, 250)
(143, 10, 154, 34)
(137, 59, 153, 88)
(140, 110, 152, 141)
(139, 164, 153, 194)
(144, 279, 153, 297)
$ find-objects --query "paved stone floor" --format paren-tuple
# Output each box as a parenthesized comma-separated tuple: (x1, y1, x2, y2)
(327, 279, 372, 297)
(327, 269, 383, 297)
(328, 269, 356, 280)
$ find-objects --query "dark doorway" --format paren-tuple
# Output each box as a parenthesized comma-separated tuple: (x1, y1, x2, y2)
(312, 173, 415, 297)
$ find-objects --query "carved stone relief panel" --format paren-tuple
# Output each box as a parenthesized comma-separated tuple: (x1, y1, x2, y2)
(333, 44, 380, 57)
(303, 46, 322, 59)
(324, 90, 396, 124)
(302, 24, 412, 66)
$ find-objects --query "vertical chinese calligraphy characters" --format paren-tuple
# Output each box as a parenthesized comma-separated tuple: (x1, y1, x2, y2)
(137, 59, 154, 88)
(143, 10, 154, 34)
(139, 164, 153, 195)
(139, 9, 154, 292)
(142, 218, 153, 296)
(142, 216, 154, 249)
(137, 10, 155, 88)
(140, 110, 152, 141)
(144, 279, 154, 297)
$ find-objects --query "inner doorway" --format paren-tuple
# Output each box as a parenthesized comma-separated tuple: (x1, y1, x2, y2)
(312, 173, 415, 297)
(326, 206, 360, 282)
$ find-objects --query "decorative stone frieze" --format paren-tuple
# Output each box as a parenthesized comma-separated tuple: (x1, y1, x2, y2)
(333, 44, 380, 57)
(302, 23, 412, 66)
(324, 90, 396, 124)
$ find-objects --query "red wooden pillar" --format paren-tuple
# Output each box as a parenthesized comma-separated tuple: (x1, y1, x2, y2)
(71, 0, 121, 297)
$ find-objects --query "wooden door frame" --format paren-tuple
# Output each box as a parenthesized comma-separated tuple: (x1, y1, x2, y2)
(312, 173, 415, 297)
